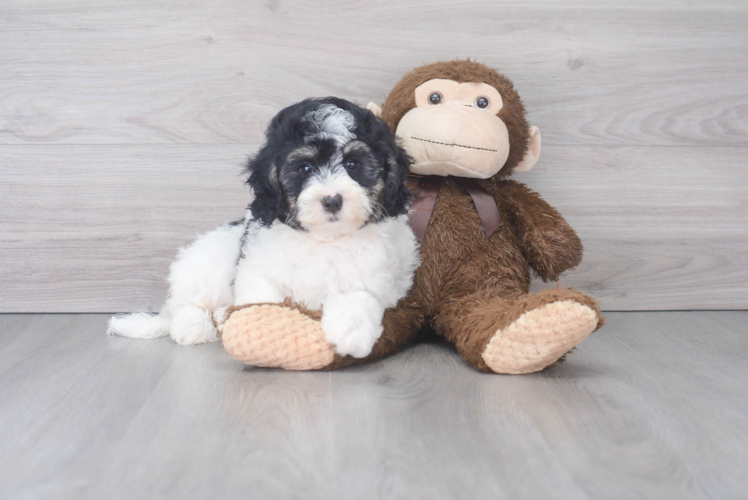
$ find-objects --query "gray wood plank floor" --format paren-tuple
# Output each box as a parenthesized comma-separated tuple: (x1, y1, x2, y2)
(1, 312, 746, 499)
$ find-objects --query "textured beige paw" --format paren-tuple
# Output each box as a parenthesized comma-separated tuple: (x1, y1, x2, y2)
(222, 304, 335, 371)
(482, 300, 598, 375)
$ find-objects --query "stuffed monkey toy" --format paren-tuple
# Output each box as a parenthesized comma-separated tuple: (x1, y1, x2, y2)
(222, 60, 604, 374)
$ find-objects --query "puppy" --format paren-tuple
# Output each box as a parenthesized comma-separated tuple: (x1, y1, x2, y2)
(108, 97, 419, 358)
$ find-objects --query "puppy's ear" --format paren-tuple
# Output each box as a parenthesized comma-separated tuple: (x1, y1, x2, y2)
(362, 109, 413, 218)
(382, 140, 413, 218)
(246, 148, 286, 226)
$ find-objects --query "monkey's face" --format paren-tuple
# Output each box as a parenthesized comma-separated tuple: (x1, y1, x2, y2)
(395, 78, 511, 179)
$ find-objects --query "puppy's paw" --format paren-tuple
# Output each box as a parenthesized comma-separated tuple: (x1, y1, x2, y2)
(170, 306, 219, 345)
(328, 322, 383, 358)
(321, 292, 384, 358)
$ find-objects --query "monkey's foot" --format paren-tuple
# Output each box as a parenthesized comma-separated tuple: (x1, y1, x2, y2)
(482, 289, 603, 375)
(222, 302, 335, 371)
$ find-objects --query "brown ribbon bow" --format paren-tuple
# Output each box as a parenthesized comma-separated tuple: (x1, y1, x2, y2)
(408, 176, 502, 242)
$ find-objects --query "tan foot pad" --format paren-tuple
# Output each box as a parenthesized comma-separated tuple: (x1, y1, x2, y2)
(482, 300, 598, 375)
(222, 304, 335, 371)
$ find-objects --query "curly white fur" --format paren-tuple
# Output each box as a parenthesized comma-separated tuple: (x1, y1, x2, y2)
(108, 215, 418, 357)
(234, 215, 418, 356)
(108, 99, 418, 358)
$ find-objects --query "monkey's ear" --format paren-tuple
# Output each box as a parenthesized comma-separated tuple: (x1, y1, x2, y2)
(366, 102, 383, 118)
(514, 126, 541, 173)
(246, 151, 286, 226)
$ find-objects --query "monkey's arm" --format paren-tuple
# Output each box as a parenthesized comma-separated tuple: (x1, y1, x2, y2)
(494, 179, 583, 282)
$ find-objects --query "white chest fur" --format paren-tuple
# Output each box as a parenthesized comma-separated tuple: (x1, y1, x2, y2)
(233, 215, 418, 311)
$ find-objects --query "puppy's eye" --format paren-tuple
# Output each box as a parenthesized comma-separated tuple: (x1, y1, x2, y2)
(344, 159, 359, 170)
(475, 96, 490, 109)
(428, 92, 443, 105)
(300, 164, 314, 175)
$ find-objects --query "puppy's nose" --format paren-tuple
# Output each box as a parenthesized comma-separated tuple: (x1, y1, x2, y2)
(321, 194, 343, 214)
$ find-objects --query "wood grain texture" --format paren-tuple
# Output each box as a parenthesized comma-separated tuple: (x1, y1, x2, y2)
(0, 145, 252, 312)
(525, 145, 748, 310)
(1, 144, 746, 312)
(0, 0, 747, 147)
(1, 0, 747, 311)
(0, 312, 746, 499)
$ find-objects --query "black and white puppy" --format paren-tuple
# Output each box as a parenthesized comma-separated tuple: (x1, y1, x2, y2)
(108, 97, 419, 358)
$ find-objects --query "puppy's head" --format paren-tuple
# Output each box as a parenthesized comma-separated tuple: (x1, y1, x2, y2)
(246, 97, 412, 237)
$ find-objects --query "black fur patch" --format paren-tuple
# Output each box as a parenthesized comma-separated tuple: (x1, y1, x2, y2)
(245, 97, 413, 227)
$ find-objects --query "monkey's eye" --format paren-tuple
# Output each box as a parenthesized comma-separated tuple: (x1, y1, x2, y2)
(300, 164, 314, 175)
(428, 92, 443, 105)
(475, 97, 490, 109)
(344, 159, 359, 171)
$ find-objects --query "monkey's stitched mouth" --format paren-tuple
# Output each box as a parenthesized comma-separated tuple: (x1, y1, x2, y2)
(410, 136, 498, 153)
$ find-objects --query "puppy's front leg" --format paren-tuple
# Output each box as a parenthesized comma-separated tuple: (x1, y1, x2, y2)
(321, 292, 386, 358)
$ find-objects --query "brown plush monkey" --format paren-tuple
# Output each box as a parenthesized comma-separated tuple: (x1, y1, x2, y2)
(222, 60, 604, 374)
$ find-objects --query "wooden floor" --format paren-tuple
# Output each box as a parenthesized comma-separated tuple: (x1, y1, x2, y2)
(1, 312, 745, 499)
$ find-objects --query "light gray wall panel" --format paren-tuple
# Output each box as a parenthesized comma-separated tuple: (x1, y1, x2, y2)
(0, 145, 251, 312)
(1, 0, 746, 311)
(1, 1, 747, 147)
(1, 144, 745, 312)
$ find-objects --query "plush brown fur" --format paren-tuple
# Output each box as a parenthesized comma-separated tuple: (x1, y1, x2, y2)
(225, 60, 604, 374)
(330, 61, 604, 373)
